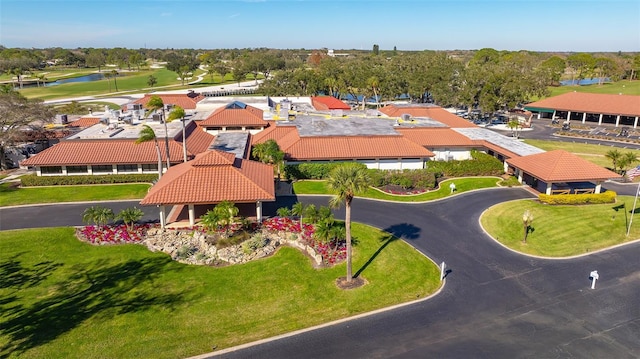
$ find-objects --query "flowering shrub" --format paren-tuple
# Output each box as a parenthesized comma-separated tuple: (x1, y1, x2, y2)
(78, 223, 156, 244)
(262, 217, 346, 266)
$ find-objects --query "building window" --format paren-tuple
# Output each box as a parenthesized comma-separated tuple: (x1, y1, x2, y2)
(141, 164, 158, 172)
(66, 165, 88, 174)
(41, 166, 62, 174)
(92, 165, 113, 173)
(117, 164, 138, 173)
(226, 127, 242, 131)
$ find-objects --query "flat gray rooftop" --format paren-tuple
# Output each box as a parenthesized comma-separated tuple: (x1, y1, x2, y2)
(209, 132, 249, 159)
(453, 128, 545, 156)
(276, 113, 447, 137)
(67, 119, 188, 140)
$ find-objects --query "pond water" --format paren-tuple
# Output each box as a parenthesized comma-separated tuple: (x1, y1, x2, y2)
(559, 77, 610, 86)
(44, 73, 105, 87)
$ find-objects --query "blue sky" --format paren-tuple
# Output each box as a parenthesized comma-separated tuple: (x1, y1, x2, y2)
(1, 0, 639, 52)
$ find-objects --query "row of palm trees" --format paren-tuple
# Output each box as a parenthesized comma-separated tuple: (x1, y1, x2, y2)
(82, 205, 144, 232)
(135, 96, 188, 179)
(605, 149, 639, 175)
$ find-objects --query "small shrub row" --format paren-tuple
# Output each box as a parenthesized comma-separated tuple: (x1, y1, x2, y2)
(426, 151, 504, 177)
(367, 169, 437, 190)
(538, 191, 617, 205)
(284, 162, 367, 180)
(21, 173, 157, 186)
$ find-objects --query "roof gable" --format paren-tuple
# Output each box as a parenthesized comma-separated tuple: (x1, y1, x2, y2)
(525, 92, 640, 117)
(311, 96, 351, 110)
(200, 102, 265, 127)
(506, 150, 621, 182)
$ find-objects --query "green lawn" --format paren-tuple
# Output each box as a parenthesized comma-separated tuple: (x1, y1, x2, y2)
(523, 139, 639, 169)
(0, 183, 151, 207)
(293, 177, 505, 202)
(0, 224, 441, 358)
(481, 196, 640, 257)
(548, 79, 640, 97)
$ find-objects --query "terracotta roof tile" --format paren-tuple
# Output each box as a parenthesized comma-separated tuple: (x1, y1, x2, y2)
(285, 135, 434, 160)
(67, 116, 101, 128)
(177, 124, 215, 154)
(525, 92, 640, 117)
(311, 96, 351, 110)
(140, 151, 275, 205)
(199, 102, 266, 127)
(397, 128, 476, 147)
(126, 93, 205, 110)
(379, 105, 477, 128)
(506, 150, 621, 182)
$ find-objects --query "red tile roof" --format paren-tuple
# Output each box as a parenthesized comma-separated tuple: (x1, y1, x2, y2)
(397, 128, 476, 147)
(140, 150, 275, 205)
(20, 126, 214, 167)
(379, 105, 477, 128)
(67, 116, 101, 128)
(199, 102, 266, 127)
(525, 92, 640, 117)
(126, 93, 205, 110)
(311, 96, 351, 110)
(506, 150, 621, 182)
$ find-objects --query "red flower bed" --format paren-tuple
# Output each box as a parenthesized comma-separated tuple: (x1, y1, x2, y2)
(78, 224, 157, 244)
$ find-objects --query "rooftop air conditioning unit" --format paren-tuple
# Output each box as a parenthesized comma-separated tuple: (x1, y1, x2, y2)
(132, 104, 142, 111)
(401, 114, 411, 122)
(152, 114, 162, 122)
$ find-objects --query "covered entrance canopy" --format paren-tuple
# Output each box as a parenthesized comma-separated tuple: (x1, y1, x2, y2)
(506, 150, 621, 194)
(140, 150, 275, 227)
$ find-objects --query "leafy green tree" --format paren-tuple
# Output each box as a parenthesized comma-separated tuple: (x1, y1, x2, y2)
(327, 163, 371, 283)
(292, 202, 306, 233)
(507, 118, 521, 139)
(605, 149, 623, 173)
(0, 92, 55, 169)
(566, 53, 596, 83)
(116, 207, 144, 232)
(167, 105, 187, 163)
(538, 56, 566, 85)
(276, 207, 291, 217)
(86, 49, 106, 72)
(59, 101, 89, 115)
(146, 95, 171, 169)
(199, 210, 219, 233)
(147, 75, 157, 88)
(82, 206, 115, 226)
(135, 124, 163, 179)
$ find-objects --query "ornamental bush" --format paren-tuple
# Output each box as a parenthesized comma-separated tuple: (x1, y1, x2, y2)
(538, 191, 617, 205)
(284, 162, 367, 180)
(21, 173, 157, 186)
(426, 151, 503, 177)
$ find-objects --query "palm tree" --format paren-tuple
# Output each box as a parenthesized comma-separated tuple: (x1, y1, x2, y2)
(111, 69, 119, 91)
(252, 139, 284, 178)
(212, 201, 239, 236)
(367, 76, 380, 109)
(117, 207, 144, 232)
(292, 201, 305, 231)
(507, 118, 521, 139)
(605, 149, 623, 173)
(146, 96, 171, 169)
(327, 163, 371, 283)
(135, 124, 163, 179)
(167, 105, 187, 163)
(620, 151, 639, 176)
(199, 210, 219, 233)
(276, 207, 292, 217)
(82, 205, 115, 226)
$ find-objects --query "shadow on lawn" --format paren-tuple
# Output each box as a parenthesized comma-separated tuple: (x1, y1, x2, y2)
(354, 223, 421, 278)
(0, 255, 186, 357)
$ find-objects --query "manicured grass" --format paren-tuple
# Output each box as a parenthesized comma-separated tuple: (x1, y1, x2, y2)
(0, 183, 151, 207)
(293, 177, 504, 202)
(523, 139, 639, 169)
(0, 225, 441, 358)
(480, 196, 640, 257)
(548, 80, 640, 97)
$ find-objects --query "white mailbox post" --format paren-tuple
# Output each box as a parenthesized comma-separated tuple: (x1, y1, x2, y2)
(590, 270, 599, 289)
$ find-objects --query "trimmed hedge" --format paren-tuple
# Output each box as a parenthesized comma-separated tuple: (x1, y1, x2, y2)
(20, 174, 157, 186)
(367, 169, 437, 190)
(426, 151, 504, 177)
(538, 191, 617, 205)
(284, 162, 367, 180)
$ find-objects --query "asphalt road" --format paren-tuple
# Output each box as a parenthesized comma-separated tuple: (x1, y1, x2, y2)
(205, 189, 640, 359)
(4, 189, 637, 358)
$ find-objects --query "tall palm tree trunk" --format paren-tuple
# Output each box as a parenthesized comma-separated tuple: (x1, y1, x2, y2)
(154, 138, 163, 179)
(182, 118, 187, 163)
(162, 109, 171, 169)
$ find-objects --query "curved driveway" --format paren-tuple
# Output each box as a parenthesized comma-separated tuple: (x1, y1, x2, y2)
(2, 188, 639, 358)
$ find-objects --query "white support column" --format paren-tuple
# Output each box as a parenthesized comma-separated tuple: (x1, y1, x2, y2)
(582, 112, 587, 124)
(88, 165, 93, 175)
(159, 205, 166, 229)
(615, 115, 621, 127)
(567, 111, 572, 122)
(545, 182, 552, 195)
(503, 161, 509, 174)
(256, 201, 263, 222)
(598, 113, 603, 125)
(517, 170, 523, 184)
(62, 166, 68, 175)
(595, 182, 602, 194)
(188, 204, 195, 226)
(634, 116, 639, 129)
(552, 110, 556, 120)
